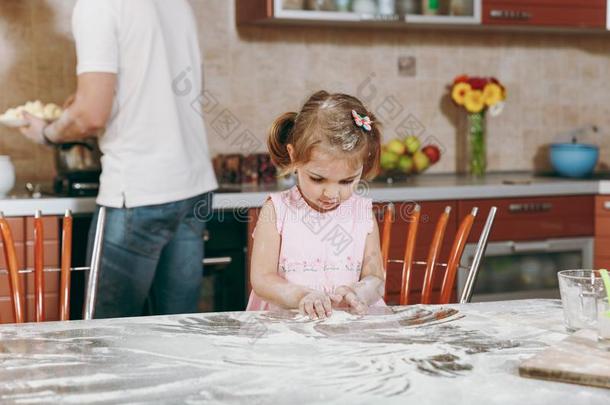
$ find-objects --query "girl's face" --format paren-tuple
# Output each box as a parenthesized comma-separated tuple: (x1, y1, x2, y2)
(289, 146, 363, 212)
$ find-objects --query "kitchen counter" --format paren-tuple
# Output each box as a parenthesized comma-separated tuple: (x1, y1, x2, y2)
(0, 172, 608, 216)
(0, 299, 607, 403)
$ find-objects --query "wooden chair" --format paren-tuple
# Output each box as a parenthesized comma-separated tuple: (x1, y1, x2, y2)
(0, 207, 106, 323)
(379, 203, 497, 305)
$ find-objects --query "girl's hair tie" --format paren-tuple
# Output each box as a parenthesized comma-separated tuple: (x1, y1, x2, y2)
(352, 110, 372, 132)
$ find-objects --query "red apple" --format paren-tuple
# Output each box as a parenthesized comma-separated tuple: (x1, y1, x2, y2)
(422, 145, 441, 164)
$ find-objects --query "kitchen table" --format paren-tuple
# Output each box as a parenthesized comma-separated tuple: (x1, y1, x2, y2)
(0, 299, 608, 404)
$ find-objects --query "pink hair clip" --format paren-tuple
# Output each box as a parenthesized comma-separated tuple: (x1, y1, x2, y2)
(352, 110, 372, 132)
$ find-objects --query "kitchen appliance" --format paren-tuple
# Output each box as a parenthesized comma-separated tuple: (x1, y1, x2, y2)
(53, 139, 101, 175)
(0, 156, 16, 197)
(53, 171, 100, 197)
(458, 237, 594, 302)
(51, 138, 101, 197)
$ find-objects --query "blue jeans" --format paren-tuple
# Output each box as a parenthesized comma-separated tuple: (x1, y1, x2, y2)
(86, 193, 213, 319)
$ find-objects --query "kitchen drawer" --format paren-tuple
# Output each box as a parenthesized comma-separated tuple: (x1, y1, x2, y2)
(595, 196, 610, 218)
(482, 0, 606, 29)
(459, 195, 594, 242)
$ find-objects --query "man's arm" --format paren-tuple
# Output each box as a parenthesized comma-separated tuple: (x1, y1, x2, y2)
(21, 73, 116, 144)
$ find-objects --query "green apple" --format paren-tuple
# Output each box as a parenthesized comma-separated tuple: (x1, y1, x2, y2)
(412, 150, 430, 173)
(386, 139, 406, 155)
(397, 155, 413, 173)
(380, 151, 400, 170)
(404, 135, 421, 155)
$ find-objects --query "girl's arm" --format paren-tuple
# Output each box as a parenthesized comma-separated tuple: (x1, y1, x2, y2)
(251, 199, 332, 315)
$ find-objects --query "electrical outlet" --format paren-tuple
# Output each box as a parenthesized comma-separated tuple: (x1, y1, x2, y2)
(398, 56, 416, 77)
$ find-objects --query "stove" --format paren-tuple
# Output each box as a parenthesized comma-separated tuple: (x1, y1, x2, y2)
(53, 171, 100, 197)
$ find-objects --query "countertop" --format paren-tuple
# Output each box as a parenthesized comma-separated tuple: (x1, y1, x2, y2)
(1, 172, 609, 216)
(0, 300, 607, 404)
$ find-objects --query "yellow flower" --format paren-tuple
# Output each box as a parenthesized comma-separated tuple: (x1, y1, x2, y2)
(483, 83, 503, 106)
(464, 90, 485, 113)
(451, 82, 471, 106)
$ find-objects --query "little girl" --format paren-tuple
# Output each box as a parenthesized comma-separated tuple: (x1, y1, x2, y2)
(247, 90, 386, 320)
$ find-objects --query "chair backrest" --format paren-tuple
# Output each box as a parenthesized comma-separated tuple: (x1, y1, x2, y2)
(0, 207, 105, 323)
(380, 203, 496, 305)
(0, 213, 25, 323)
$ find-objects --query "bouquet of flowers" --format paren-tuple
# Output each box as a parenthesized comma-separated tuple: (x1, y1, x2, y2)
(449, 75, 507, 176)
(450, 75, 506, 115)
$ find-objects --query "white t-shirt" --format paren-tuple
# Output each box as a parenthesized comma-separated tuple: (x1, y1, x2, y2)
(72, 0, 218, 208)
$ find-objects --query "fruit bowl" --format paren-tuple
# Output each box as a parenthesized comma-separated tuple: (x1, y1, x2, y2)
(378, 136, 441, 181)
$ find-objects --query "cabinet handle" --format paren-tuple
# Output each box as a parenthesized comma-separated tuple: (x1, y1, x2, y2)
(203, 229, 210, 242)
(489, 9, 532, 21)
(604, 201, 610, 211)
(508, 202, 552, 214)
(203, 257, 232, 267)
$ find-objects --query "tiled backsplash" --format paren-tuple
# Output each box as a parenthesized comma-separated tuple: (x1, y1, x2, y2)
(1, 0, 609, 183)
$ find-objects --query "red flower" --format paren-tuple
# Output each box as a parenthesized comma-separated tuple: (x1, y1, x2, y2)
(468, 77, 488, 90)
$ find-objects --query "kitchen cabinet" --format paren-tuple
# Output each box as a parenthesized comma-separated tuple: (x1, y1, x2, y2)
(237, 0, 482, 28)
(595, 195, 610, 269)
(0, 216, 60, 324)
(459, 195, 594, 242)
(237, 0, 608, 32)
(482, 0, 607, 30)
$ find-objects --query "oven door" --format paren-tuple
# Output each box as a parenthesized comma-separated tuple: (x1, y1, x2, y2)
(458, 237, 594, 302)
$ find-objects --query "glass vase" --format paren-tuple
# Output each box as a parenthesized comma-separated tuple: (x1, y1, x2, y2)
(467, 111, 486, 177)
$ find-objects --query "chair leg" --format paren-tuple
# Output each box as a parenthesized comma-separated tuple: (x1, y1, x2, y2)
(83, 206, 106, 321)
(421, 206, 451, 304)
(0, 213, 25, 323)
(459, 207, 497, 304)
(400, 204, 421, 305)
(34, 210, 45, 322)
(60, 210, 73, 321)
(380, 203, 394, 302)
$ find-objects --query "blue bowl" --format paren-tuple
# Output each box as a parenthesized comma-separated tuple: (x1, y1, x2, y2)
(549, 143, 599, 178)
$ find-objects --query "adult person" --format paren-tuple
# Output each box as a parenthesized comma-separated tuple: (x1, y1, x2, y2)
(19, 0, 218, 318)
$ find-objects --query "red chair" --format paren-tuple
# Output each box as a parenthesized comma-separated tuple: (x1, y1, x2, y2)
(0, 208, 106, 323)
(379, 203, 497, 305)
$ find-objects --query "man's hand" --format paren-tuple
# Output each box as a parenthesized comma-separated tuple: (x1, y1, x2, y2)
(19, 112, 47, 145)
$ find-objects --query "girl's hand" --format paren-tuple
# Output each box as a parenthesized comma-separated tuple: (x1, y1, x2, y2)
(333, 285, 368, 315)
(298, 291, 341, 320)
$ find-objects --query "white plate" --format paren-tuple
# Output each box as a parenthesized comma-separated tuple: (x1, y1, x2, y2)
(0, 117, 28, 128)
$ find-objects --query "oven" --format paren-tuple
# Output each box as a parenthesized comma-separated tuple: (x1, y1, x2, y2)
(458, 237, 594, 302)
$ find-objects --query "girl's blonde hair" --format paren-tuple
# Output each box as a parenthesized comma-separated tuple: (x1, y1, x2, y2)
(268, 90, 381, 180)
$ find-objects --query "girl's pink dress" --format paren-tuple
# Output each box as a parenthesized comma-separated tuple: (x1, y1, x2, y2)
(247, 185, 386, 311)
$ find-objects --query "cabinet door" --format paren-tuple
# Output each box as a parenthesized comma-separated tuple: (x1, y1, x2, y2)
(482, 0, 606, 29)
(375, 201, 458, 305)
(459, 195, 594, 243)
(595, 196, 610, 269)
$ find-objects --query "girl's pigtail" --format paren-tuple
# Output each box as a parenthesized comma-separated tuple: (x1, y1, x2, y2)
(363, 111, 381, 180)
(267, 112, 297, 174)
